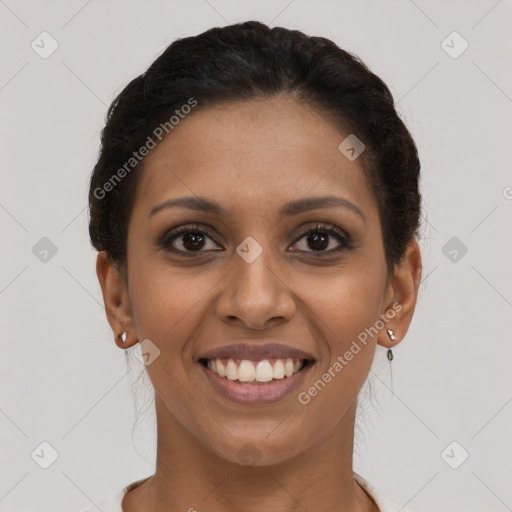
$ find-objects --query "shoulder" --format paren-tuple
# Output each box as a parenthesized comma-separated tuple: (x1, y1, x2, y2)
(77, 476, 152, 512)
(354, 473, 418, 512)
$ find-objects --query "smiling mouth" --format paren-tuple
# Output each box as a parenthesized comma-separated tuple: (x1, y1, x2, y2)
(198, 357, 315, 384)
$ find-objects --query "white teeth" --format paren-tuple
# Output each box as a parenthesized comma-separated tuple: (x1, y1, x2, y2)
(215, 358, 225, 377)
(225, 360, 238, 381)
(272, 359, 285, 379)
(255, 360, 273, 382)
(205, 357, 305, 383)
(238, 360, 255, 382)
(284, 359, 294, 377)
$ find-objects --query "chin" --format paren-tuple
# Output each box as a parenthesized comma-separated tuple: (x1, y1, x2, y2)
(203, 431, 307, 468)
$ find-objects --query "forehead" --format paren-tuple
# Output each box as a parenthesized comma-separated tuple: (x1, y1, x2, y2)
(133, 98, 378, 222)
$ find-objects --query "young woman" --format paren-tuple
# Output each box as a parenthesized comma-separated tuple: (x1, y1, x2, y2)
(84, 20, 422, 512)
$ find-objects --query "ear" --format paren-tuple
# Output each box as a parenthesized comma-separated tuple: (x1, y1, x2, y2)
(96, 251, 138, 349)
(378, 238, 422, 349)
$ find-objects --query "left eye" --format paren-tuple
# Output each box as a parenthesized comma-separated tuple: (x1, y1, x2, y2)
(290, 224, 351, 254)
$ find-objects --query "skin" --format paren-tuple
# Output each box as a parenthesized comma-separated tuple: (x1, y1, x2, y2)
(96, 97, 422, 512)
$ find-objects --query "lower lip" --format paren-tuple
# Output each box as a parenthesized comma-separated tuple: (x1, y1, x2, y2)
(199, 362, 314, 405)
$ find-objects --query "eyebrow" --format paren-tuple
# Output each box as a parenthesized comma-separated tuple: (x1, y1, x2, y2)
(149, 195, 366, 224)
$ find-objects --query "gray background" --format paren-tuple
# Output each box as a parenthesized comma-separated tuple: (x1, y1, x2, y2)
(1, 0, 511, 511)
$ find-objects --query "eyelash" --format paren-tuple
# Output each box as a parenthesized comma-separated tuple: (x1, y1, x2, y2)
(158, 223, 353, 257)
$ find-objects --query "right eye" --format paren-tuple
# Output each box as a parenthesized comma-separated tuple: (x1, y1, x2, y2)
(159, 224, 224, 255)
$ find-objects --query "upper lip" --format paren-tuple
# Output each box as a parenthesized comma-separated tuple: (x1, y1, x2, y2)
(197, 341, 316, 361)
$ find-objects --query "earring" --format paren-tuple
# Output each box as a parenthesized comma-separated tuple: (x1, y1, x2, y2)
(118, 331, 127, 343)
(386, 329, 396, 361)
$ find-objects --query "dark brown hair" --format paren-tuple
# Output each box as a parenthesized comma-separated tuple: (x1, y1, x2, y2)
(88, 20, 421, 275)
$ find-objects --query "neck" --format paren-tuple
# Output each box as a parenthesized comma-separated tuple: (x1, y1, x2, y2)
(123, 397, 378, 512)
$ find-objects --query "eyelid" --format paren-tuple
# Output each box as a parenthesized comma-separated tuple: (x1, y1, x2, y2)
(159, 222, 352, 254)
(291, 222, 349, 242)
(158, 223, 223, 250)
(290, 223, 352, 252)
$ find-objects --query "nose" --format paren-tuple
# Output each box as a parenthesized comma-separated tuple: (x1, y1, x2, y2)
(215, 245, 296, 330)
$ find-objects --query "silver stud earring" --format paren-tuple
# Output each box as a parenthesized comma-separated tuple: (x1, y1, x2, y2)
(386, 329, 396, 361)
(119, 331, 127, 343)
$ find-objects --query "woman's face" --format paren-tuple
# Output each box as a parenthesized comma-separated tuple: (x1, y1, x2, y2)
(103, 97, 419, 466)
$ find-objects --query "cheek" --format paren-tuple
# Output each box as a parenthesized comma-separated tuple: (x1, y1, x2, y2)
(128, 261, 222, 365)
(320, 285, 383, 351)
(299, 261, 385, 349)
(127, 266, 214, 425)
(293, 271, 383, 425)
